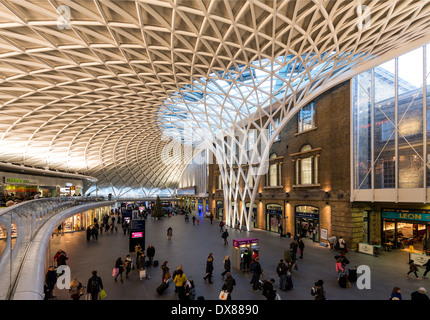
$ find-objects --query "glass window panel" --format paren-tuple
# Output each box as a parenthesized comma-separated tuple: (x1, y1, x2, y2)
(353, 71, 372, 189)
(374, 60, 396, 188)
(426, 44, 430, 187)
(270, 163, 278, 186)
(398, 48, 424, 188)
(301, 157, 312, 185)
(298, 103, 315, 132)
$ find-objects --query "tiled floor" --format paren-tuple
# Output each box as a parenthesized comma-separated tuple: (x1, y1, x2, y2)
(48, 214, 429, 301)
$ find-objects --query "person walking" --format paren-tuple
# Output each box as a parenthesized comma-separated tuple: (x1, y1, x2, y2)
(221, 255, 231, 279)
(124, 254, 133, 279)
(262, 279, 277, 300)
(276, 259, 288, 291)
(406, 259, 422, 279)
(87, 271, 103, 300)
(250, 257, 263, 292)
(422, 259, 430, 279)
(311, 280, 327, 300)
(138, 251, 150, 279)
(69, 278, 83, 300)
(192, 216, 196, 225)
(44, 266, 57, 300)
(298, 238, 305, 259)
(114, 257, 124, 282)
(146, 244, 155, 267)
(172, 265, 183, 292)
(161, 261, 171, 283)
(203, 253, 214, 284)
(222, 230, 229, 245)
(336, 258, 344, 279)
(219, 221, 225, 232)
(221, 272, 236, 300)
(173, 269, 188, 299)
(167, 227, 173, 240)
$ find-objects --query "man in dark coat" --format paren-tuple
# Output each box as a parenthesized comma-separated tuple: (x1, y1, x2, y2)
(277, 259, 288, 291)
(146, 244, 155, 267)
(262, 279, 277, 300)
(250, 257, 263, 291)
(411, 287, 430, 300)
(87, 270, 103, 300)
(44, 266, 57, 300)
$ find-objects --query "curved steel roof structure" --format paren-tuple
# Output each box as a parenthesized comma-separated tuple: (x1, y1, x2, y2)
(0, 0, 430, 198)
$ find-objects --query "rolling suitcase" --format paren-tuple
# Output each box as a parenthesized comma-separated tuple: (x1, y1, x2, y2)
(153, 260, 159, 267)
(156, 282, 169, 295)
(348, 267, 357, 283)
(338, 272, 348, 288)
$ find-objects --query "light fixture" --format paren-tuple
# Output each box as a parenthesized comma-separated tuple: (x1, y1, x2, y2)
(285, 192, 290, 198)
(325, 191, 330, 199)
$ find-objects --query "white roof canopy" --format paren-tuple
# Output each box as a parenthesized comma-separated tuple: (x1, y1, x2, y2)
(0, 0, 430, 196)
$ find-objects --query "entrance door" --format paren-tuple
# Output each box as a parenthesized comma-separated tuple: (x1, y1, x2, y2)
(296, 218, 320, 242)
(266, 204, 283, 233)
(267, 214, 281, 233)
(216, 201, 224, 220)
(295, 206, 320, 242)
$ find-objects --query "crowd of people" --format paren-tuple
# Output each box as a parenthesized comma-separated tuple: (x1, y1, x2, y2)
(43, 207, 430, 301)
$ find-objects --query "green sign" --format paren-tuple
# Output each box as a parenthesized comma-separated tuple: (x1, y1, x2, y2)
(382, 210, 430, 222)
(6, 178, 37, 185)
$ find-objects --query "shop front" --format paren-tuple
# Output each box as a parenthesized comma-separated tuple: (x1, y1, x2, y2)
(295, 205, 320, 242)
(38, 186, 57, 197)
(382, 208, 430, 253)
(266, 203, 283, 233)
(4, 177, 38, 199)
(64, 213, 85, 232)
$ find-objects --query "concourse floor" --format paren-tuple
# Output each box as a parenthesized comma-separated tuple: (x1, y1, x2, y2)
(48, 214, 428, 301)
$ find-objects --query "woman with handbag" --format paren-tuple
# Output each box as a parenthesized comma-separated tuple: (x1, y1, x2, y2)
(203, 253, 214, 284)
(114, 257, 124, 282)
(69, 278, 84, 300)
(161, 261, 171, 283)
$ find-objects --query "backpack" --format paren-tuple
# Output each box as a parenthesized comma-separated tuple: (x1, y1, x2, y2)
(89, 277, 100, 293)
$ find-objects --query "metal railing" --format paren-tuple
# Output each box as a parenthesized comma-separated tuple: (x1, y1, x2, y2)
(0, 197, 108, 300)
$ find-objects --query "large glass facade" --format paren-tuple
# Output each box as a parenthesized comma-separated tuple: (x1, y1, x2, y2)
(352, 46, 429, 194)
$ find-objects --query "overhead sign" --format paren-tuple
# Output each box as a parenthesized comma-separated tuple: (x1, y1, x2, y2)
(6, 177, 38, 185)
(382, 209, 430, 222)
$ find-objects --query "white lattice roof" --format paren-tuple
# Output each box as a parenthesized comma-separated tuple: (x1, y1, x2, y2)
(0, 0, 430, 196)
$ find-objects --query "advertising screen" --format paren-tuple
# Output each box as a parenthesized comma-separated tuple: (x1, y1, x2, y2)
(132, 232, 143, 238)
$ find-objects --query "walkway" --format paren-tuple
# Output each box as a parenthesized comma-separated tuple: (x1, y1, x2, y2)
(48, 214, 427, 301)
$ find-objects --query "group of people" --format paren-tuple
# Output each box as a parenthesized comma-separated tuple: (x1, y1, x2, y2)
(45, 248, 105, 301)
(390, 286, 430, 300)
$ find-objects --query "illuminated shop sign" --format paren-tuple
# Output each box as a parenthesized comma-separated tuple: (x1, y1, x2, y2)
(382, 209, 430, 222)
(6, 178, 38, 185)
